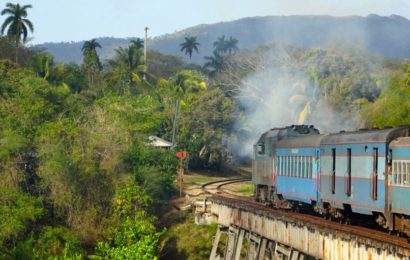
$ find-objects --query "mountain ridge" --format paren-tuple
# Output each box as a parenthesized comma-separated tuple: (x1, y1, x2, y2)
(36, 14, 410, 64)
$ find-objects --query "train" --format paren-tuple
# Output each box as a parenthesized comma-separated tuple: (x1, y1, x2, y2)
(252, 125, 410, 235)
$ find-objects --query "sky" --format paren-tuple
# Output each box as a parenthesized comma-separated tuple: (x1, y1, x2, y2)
(2, 0, 410, 44)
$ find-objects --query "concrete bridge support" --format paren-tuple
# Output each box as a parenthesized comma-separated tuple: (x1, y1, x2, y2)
(210, 225, 309, 260)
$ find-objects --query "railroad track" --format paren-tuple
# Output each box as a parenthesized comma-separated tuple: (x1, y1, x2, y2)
(209, 194, 410, 252)
(201, 177, 250, 195)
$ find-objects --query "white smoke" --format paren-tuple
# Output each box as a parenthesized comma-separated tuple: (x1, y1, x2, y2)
(229, 45, 358, 159)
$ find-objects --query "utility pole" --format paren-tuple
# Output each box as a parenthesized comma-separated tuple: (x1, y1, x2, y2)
(144, 26, 149, 81)
(171, 100, 179, 149)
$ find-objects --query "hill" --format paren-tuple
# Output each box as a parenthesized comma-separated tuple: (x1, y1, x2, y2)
(36, 14, 410, 64)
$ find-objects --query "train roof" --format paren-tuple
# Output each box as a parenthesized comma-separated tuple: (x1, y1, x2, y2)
(257, 125, 320, 144)
(276, 134, 324, 148)
(321, 126, 409, 145)
(390, 137, 410, 147)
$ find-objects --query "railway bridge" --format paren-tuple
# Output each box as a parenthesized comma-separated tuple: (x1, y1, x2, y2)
(195, 195, 410, 260)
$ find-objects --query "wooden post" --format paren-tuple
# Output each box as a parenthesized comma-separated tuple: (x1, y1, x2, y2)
(179, 157, 184, 197)
(176, 151, 187, 197)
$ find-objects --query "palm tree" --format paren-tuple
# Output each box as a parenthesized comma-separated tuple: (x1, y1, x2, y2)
(226, 36, 239, 55)
(204, 50, 224, 75)
(81, 39, 102, 87)
(130, 38, 144, 50)
(213, 35, 227, 55)
(1, 2, 33, 63)
(81, 38, 101, 54)
(179, 36, 200, 59)
(107, 44, 147, 93)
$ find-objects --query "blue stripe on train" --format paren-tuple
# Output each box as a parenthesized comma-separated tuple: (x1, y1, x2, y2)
(276, 176, 317, 204)
(320, 176, 385, 215)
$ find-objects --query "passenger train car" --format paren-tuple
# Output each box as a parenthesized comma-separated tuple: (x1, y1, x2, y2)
(252, 125, 410, 235)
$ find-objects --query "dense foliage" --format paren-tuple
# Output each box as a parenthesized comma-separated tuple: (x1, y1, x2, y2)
(0, 34, 232, 258)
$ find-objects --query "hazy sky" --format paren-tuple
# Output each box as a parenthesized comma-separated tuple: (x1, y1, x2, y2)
(3, 0, 410, 44)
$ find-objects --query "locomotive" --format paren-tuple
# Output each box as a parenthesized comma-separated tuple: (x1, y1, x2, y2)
(252, 125, 410, 235)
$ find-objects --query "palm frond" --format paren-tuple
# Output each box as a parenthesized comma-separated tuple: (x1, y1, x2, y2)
(0, 16, 13, 34)
(22, 18, 34, 32)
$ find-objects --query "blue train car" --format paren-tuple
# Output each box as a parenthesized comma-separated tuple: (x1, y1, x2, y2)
(389, 137, 410, 234)
(275, 135, 322, 205)
(319, 128, 408, 220)
(253, 125, 320, 203)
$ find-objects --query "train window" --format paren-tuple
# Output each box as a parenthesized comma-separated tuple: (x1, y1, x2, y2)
(388, 149, 392, 165)
(274, 157, 277, 175)
(403, 162, 408, 185)
(297, 156, 300, 177)
(296, 156, 299, 177)
(310, 156, 313, 179)
(280, 156, 283, 176)
(407, 162, 410, 186)
(295, 156, 298, 177)
(282, 156, 285, 176)
(331, 148, 336, 194)
(398, 162, 402, 185)
(302, 156, 306, 178)
(305, 157, 308, 179)
(372, 148, 378, 200)
(291, 156, 294, 177)
(307, 156, 310, 178)
(346, 148, 352, 196)
(287, 156, 289, 177)
(257, 143, 265, 154)
(287, 156, 290, 176)
(393, 161, 397, 185)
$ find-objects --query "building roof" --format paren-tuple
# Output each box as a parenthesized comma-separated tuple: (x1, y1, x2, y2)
(148, 136, 172, 147)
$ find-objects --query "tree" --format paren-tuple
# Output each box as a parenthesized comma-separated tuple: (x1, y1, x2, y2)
(179, 36, 200, 59)
(107, 43, 147, 94)
(81, 39, 102, 88)
(226, 36, 239, 55)
(130, 38, 144, 50)
(82, 38, 101, 53)
(1, 3, 34, 63)
(204, 50, 225, 75)
(213, 35, 227, 55)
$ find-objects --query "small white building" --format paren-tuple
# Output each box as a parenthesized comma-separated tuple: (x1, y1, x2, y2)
(148, 136, 172, 149)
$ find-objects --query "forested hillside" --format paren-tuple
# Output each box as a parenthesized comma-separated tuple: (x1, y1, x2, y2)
(1, 2, 410, 258)
(38, 14, 410, 64)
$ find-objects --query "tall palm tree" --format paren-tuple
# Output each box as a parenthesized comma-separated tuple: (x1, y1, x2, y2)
(1, 2, 33, 63)
(226, 36, 239, 55)
(81, 38, 101, 54)
(213, 35, 227, 55)
(130, 38, 144, 50)
(81, 39, 102, 88)
(179, 36, 200, 59)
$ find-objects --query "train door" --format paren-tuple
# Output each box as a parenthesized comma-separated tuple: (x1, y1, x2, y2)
(314, 149, 321, 202)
